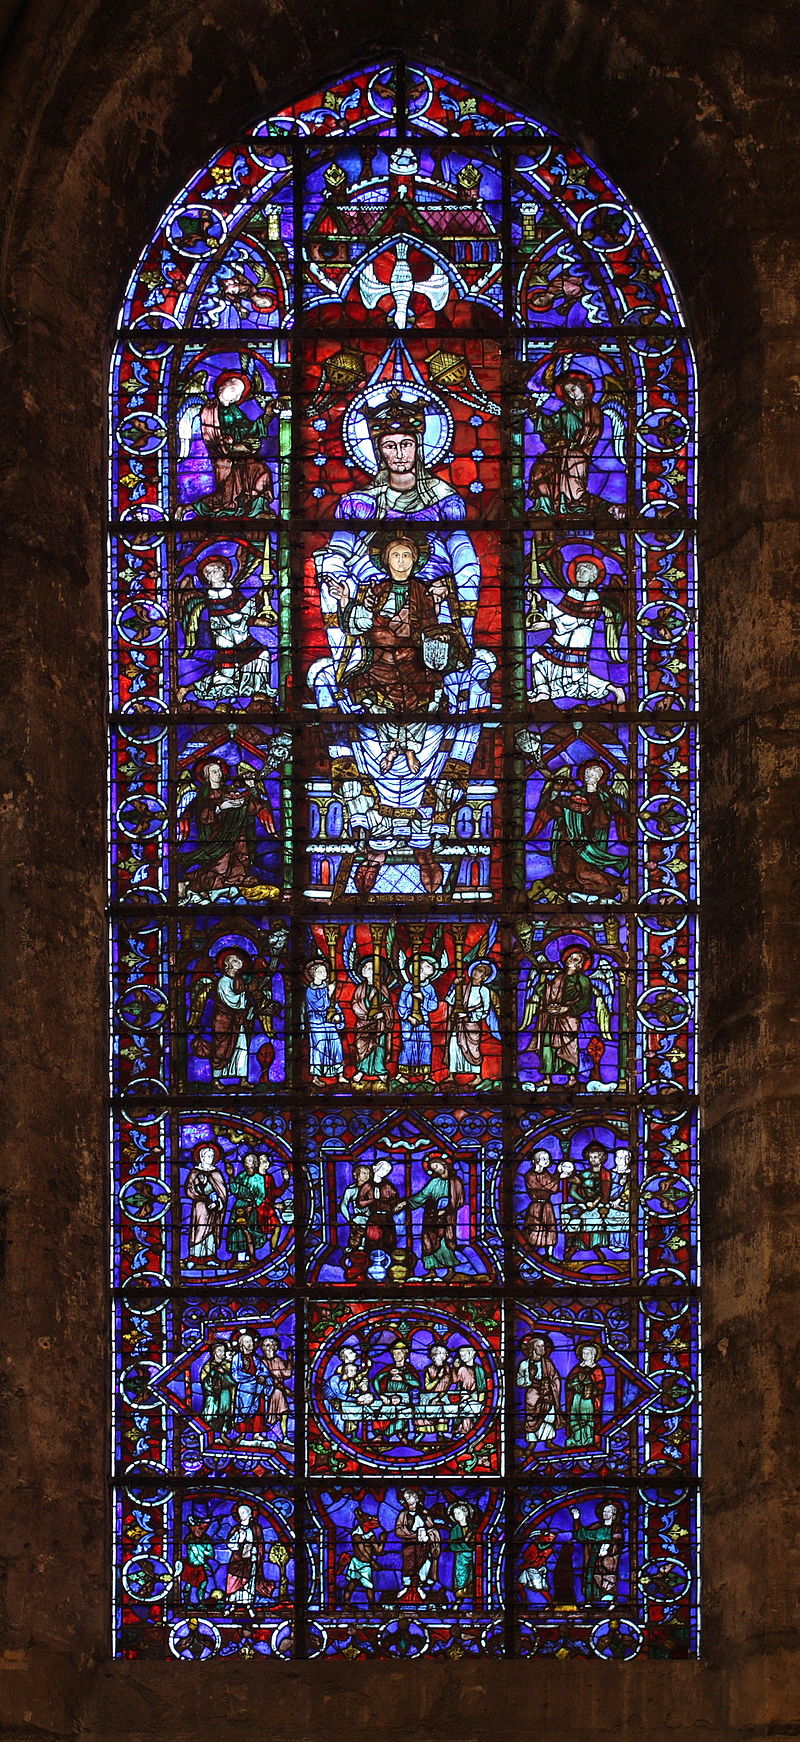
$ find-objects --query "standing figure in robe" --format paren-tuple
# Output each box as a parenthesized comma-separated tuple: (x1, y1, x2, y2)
(565, 1340, 606, 1448)
(397, 955, 440, 1084)
(351, 957, 393, 1086)
(225, 1503, 274, 1614)
(604, 1148, 631, 1253)
(447, 1502, 476, 1605)
(185, 1142, 228, 1265)
(516, 1332, 563, 1445)
(519, 1150, 561, 1258)
(444, 959, 500, 1082)
(571, 1501, 624, 1605)
(200, 1340, 235, 1437)
(359, 1159, 401, 1262)
(261, 1335, 292, 1443)
(256, 1153, 287, 1252)
(394, 1490, 442, 1602)
(399, 1154, 466, 1278)
(226, 1154, 265, 1266)
(520, 945, 594, 1087)
(231, 1330, 269, 1437)
(193, 950, 253, 1082)
(304, 960, 346, 1083)
(527, 370, 608, 516)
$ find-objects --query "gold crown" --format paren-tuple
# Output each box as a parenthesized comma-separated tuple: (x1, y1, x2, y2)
(365, 386, 426, 441)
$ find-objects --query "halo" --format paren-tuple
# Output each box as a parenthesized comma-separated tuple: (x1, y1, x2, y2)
(566, 552, 605, 587)
(343, 381, 454, 475)
(467, 957, 497, 982)
(558, 937, 594, 969)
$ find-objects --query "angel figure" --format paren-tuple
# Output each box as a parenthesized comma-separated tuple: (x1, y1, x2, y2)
(527, 756, 628, 899)
(177, 749, 284, 901)
(519, 939, 615, 1090)
(188, 930, 286, 1085)
(176, 549, 277, 707)
(204, 256, 282, 329)
(303, 958, 346, 1084)
(444, 934, 501, 1085)
(393, 931, 449, 1086)
(526, 545, 626, 706)
(177, 365, 275, 518)
(526, 360, 628, 518)
(343, 925, 395, 1087)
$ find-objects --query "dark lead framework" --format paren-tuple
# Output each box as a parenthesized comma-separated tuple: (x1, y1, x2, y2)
(108, 58, 699, 1661)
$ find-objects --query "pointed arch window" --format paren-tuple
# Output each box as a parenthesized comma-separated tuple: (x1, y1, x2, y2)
(109, 59, 699, 1660)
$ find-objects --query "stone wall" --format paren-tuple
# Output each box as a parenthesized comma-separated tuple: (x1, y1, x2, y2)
(0, 1, 798, 1736)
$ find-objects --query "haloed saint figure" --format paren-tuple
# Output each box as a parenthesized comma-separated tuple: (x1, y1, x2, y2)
(309, 355, 496, 899)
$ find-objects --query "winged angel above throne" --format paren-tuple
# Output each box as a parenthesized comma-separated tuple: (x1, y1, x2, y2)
(308, 343, 498, 899)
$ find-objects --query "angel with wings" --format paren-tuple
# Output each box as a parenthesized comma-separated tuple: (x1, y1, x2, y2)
(393, 929, 449, 1086)
(176, 739, 288, 901)
(519, 938, 616, 1090)
(343, 924, 396, 1087)
(176, 548, 277, 708)
(527, 359, 628, 519)
(526, 543, 627, 706)
(188, 929, 286, 1085)
(177, 364, 275, 518)
(527, 756, 629, 899)
(443, 924, 501, 1084)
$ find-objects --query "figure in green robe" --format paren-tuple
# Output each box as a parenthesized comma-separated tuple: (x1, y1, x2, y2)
(565, 1341, 605, 1447)
(200, 1340, 235, 1435)
(189, 368, 274, 517)
(571, 1500, 624, 1605)
(398, 1156, 465, 1275)
(528, 760, 628, 899)
(447, 1502, 476, 1602)
(521, 946, 595, 1085)
(226, 1154, 266, 1264)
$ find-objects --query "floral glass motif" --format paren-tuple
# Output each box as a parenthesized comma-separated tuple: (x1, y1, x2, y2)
(109, 59, 698, 1659)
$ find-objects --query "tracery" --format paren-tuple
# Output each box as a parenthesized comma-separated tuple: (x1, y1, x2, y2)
(109, 59, 699, 1659)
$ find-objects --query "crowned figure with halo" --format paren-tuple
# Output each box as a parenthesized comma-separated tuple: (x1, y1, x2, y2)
(308, 341, 496, 898)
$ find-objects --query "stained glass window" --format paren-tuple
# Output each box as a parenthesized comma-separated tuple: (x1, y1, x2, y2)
(109, 59, 699, 1661)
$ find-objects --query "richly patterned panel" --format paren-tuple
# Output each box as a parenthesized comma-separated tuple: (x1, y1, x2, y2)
(110, 60, 699, 1659)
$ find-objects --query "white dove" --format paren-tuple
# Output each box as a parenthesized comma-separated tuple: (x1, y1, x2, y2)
(358, 240, 450, 329)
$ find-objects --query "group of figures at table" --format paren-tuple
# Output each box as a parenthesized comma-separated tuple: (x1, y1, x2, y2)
(518, 1141, 631, 1267)
(322, 1333, 488, 1449)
